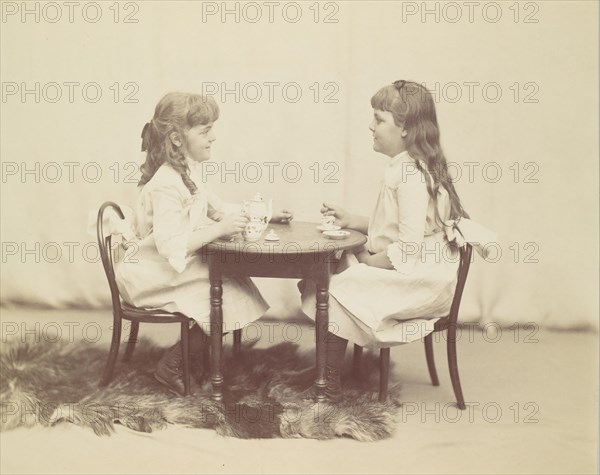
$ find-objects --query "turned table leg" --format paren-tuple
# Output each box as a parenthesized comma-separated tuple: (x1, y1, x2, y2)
(209, 258, 224, 402)
(314, 262, 330, 402)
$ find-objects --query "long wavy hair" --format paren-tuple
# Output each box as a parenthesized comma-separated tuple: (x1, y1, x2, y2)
(138, 92, 219, 194)
(371, 81, 469, 221)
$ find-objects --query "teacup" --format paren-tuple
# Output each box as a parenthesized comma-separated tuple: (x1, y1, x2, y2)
(321, 214, 337, 229)
(243, 220, 265, 242)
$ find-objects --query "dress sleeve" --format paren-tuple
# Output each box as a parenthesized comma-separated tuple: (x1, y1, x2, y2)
(386, 171, 429, 274)
(150, 185, 189, 273)
(206, 184, 242, 220)
(206, 184, 226, 221)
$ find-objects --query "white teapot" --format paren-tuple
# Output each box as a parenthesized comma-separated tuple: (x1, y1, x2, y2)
(242, 193, 272, 241)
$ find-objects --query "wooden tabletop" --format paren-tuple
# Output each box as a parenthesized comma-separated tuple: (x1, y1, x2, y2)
(206, 221, 367, 255)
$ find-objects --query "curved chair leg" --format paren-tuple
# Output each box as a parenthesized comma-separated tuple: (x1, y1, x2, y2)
(233, 329, 242, 359)
(122, 321, 139, 363)
(379, 348, 390, 402)
(100, 315, 122, 386)
(424, 334, 439, 386)
(353, 344, 363, 378)
(181, 323, 191, 396)
(447, 326, 466, 410)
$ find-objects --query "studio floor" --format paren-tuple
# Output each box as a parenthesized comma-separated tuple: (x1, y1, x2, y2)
(0, 308, 598, 475)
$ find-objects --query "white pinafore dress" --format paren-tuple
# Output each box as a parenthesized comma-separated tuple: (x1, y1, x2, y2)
(300, 151, 494, 349)
(113, 160, 269, 334)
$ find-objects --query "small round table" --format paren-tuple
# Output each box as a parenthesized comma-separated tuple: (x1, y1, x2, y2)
(201, 221, 367, 401)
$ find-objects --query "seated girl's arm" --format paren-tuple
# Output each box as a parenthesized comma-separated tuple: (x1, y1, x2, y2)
(206, 185, 229, 222)
(322, 202, 369, 233)
(192, 186, 248, 249)
(386, 173, 429, 272)
(151, 186, 246, 272)
(358, 173, 429, 271)
(151, 186, 192, 272)
(187, 213, 247, 251)
(356, 248, 393, 269)
(348, 215, 369, 234)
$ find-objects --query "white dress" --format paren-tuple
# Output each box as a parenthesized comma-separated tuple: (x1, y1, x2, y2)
(114, 160, 269, 335)
(300, 151, 494, 349)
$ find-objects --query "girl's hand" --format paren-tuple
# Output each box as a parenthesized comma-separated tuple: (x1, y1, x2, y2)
(321, 202, 352, 229)
(271, 209, 294, 224)
(357, 249, 394, 269)
(355, 249, 371, 265)
(218, 212, 249, 238)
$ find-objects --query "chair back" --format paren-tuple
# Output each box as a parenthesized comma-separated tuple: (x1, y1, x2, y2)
(447, 243, 473, 325)
(97, 201, 125, 315)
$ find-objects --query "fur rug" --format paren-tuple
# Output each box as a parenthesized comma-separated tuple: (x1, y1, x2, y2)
(0, 339, 401, 440)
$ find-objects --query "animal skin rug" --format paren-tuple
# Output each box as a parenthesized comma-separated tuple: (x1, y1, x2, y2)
(0, 339, 401, 441)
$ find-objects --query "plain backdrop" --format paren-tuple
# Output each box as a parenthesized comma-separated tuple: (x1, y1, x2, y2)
(1, 1, 598, 330)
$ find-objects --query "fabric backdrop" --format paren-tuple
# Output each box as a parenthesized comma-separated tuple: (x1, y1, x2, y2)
(1, 1, 598, 330)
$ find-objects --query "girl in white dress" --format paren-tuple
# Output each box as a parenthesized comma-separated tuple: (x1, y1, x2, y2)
(300, 80, 493, 401)
(116, 92, 292, 394)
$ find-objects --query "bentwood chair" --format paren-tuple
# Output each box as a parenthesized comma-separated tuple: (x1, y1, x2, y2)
(96, 201, 194, 395)
(353, 243, 473, 409)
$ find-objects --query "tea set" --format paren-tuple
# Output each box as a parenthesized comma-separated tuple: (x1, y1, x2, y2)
(318, 214, 350, 240)
(234, 193, 350, 242)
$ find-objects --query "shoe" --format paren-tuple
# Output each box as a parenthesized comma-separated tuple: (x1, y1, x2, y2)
(189, 348, 210, 386)
(155, 324, 211, 394)
(189, 325, 210, 385)
(154, 343, 186, 396)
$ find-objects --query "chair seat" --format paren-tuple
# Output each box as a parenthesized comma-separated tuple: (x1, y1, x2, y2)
(433, 316, 451, 332)
(355, 243, 473, 409)
(121, 301, 190, 323)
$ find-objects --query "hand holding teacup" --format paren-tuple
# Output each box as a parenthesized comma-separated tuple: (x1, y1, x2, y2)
(320, 214, 337, 229)
(320, 202, 351, 229)
(218, 212, 249, 240)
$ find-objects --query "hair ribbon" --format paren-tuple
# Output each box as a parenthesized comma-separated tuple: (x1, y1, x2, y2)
(141, 120, 153, 152)
(393, 80, 406, 91)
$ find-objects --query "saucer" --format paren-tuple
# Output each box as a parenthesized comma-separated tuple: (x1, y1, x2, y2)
(323, 230, 350, 240)
(317, 224, 341, 232)
(264, 234, 280, 241)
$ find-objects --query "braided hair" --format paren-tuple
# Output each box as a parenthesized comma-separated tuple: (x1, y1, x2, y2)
(139, 92, 219, 194)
